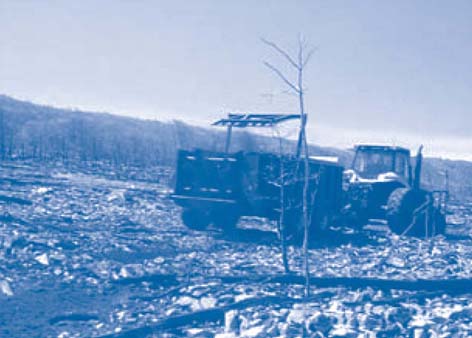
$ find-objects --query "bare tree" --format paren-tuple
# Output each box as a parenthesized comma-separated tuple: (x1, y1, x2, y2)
(272, 126, 290, 273)
(0, 110, 5, 161)
(262, 36, 315, 297)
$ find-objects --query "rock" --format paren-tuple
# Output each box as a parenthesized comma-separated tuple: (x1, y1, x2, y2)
(0, 280, 13, 296)
(287, 308, 306, 325)
(35, 253, 49, 265)
(215, 333, 237, 338)
(240, 325, 265, 338)
(200, 296, 217, 309)
(225, 310, 240, 334)
(307, 313, 335, 335)
(175, 296, 200, 311)
(35, 187, 52, 194)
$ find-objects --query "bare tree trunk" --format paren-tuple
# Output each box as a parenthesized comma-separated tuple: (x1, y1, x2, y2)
(262, 36, 315, 298)
(276, 130, 290, 273)
(301, 129, 310, 297)
(298, 53, 311, 298)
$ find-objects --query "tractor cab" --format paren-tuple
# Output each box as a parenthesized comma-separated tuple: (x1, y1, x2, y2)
(349, 145, 412, 185)
(343, 144, 446, 237)
(343, 145, 415, 225)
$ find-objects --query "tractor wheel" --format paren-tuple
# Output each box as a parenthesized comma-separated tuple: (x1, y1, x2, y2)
(181, 208, 210, 231)
(211, 208, 240, 232)
(386, 188, 445, 237)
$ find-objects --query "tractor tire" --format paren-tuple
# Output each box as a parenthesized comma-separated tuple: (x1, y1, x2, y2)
(386, 188, 445, 237)
(181, 208, 210, 231)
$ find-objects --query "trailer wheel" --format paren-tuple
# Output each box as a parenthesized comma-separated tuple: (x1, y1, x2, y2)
(310, 210, 331, 234)
(386, 188, 445, 237)
(282, 209, 332, 245)
(181, 208, 210, 231)
(282, 211, 304, 245)
(211, 208, 240, 231)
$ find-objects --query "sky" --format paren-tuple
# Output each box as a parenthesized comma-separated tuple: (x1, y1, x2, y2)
(0, 0, 471, 160)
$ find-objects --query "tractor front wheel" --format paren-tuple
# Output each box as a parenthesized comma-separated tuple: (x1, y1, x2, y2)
(386, 188, 445, 237)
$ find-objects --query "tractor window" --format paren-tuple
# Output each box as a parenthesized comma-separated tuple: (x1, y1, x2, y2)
(394, 153, 410, 179)
(353, 151, 394, 178)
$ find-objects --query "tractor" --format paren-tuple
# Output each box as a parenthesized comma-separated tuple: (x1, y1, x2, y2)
(342, 145, 448, 236)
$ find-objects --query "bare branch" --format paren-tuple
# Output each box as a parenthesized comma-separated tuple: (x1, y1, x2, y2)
(303, 47, 317, 68)
(281, 89, 298, 97)
(263, 61, 300, 94)
(298, 37, 303, 69)
(261, 38, 300, 70)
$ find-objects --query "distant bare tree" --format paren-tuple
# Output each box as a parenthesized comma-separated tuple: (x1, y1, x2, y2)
(262, 36, 316, 297)
(0, 110, 5, 161)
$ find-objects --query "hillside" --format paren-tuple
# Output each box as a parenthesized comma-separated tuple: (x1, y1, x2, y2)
(0, 94, 470, 199)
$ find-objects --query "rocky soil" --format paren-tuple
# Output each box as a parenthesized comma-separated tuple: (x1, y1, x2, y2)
(1, 161, 472, 337)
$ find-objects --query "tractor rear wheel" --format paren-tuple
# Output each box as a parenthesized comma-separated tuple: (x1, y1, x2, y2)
(181, 208, 210, 231)
(386, 188, 445, 237)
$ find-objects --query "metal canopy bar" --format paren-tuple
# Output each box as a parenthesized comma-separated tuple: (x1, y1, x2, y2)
(213, 113, 301, 128)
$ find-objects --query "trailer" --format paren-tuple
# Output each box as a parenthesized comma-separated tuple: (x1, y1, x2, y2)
(171, 114, 343, 241)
